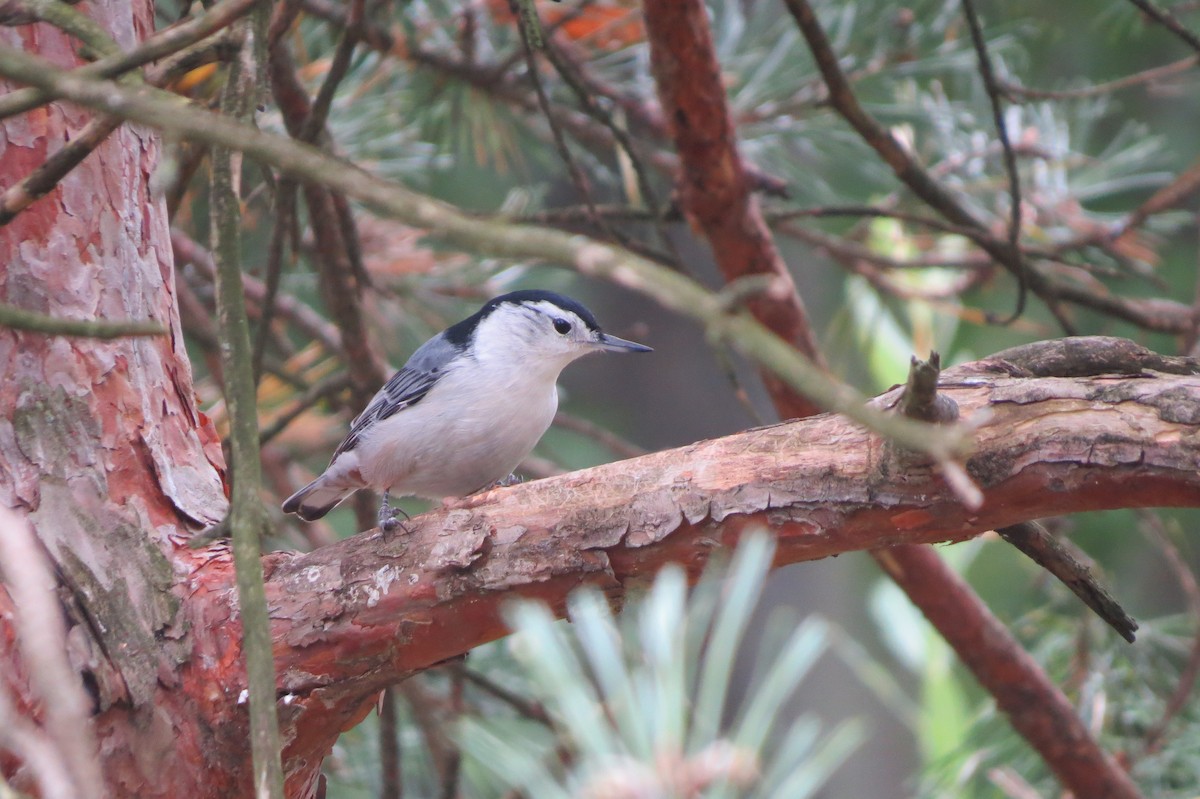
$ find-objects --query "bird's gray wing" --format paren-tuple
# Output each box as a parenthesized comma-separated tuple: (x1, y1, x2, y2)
(330, 333, 460, 459)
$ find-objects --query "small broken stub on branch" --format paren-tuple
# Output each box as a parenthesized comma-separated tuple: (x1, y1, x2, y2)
(897, 352, 959, 424)
(883, 351, 960, 462)
(884, 352, 980, 508)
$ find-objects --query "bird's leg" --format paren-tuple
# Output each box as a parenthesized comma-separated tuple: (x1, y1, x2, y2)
(495, 473, 523, 488)
(377, 490, 411, 535)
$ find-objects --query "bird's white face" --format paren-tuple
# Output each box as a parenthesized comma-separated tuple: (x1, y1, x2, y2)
(471, 300, 629, 371)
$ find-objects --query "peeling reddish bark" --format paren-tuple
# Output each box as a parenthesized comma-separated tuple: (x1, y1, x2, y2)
(642, 0, 826, 419)
(0, 6, 231, 797)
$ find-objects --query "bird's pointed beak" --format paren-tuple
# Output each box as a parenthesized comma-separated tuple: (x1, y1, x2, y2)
(594, 332, 653, 353)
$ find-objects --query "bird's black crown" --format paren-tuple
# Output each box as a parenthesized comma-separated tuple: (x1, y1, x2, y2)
(443, 290, 602, 346)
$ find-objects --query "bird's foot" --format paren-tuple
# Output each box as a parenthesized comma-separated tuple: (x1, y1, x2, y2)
(494, 472, 523, 488)
(377, 491, 412, 536)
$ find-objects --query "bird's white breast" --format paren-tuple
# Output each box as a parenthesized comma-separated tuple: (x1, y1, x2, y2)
(353, 356, 560, 499)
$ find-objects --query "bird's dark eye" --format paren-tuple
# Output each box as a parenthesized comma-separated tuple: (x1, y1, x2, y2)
(553, 318, 572, 335)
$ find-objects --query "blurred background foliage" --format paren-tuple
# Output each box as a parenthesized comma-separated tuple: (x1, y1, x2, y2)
(160, 0, 1200, 794)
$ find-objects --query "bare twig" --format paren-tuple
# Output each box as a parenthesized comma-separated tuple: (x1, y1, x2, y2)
(540, 38, 685, 266)
(961, 0, 1026, 323)
(297, 0, 363, 144)
(509, 0, 616, 246)
(997, 521, 1138, 642)
(266, 26, 386, 403)
(173, 228, 344, 354)
(297, 0, 791, 199)
(254, 180, 296, 384)
(0, 302, 165, 338)
(448, 664, 551, 726)
(552, 410, 647, 460)
(1123, 0, 1200, 55)
(1001, 55, 1199, 101)
(258, 372, 352, 447)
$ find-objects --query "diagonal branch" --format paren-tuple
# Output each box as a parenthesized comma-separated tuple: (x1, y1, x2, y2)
(642, 0, 825, 420)
(876, 544, 1145, 799)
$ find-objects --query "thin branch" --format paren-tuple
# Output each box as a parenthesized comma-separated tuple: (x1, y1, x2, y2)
(258, 371, 352, 447)
(553, 411, 647, 460)
(3, 0, 119, 57)
(997, 521, 1138, 642)
(172, 228, 344, 354)
(781, 0, 1044, 310)
(961, 0, 1026, 323)
(509, 0, 616, 246)
(539, 37, 685, 266)
(297, 0, 791, 199)
(448, 664, 551, 726)
(0, 35, 236, 229)
(1001, 54, 1199, 101)
(208, 14, 285, 797)
(1123, 0, 1200, 55)
(297, 0, 363, 144)
(0, 0, 258, 119)
(0, 302, 165, 338)
(874, 544, 1145, 799)
(266, 24, 386, 403)
(254, 179, 296, 384)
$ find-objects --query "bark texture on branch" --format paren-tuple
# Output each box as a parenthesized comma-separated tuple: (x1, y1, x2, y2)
(184, 344, 1199, 795)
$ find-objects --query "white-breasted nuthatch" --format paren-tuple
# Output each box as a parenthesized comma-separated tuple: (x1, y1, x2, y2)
(282, 290, 651, 530)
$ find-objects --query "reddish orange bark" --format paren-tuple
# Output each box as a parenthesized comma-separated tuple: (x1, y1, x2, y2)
(878, 544, 1144, 799)
(641, 0, 826, 419)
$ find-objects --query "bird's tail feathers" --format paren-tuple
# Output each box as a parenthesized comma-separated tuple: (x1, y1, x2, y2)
(282, 476, 356, 521)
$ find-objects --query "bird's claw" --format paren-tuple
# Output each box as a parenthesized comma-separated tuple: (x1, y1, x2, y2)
(377, 491, 412, 536)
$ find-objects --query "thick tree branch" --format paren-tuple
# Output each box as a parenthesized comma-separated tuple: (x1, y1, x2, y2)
(174, 338, 1200, 793)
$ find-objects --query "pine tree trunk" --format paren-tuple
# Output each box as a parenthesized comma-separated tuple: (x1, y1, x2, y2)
(0, 4, 252, 795)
